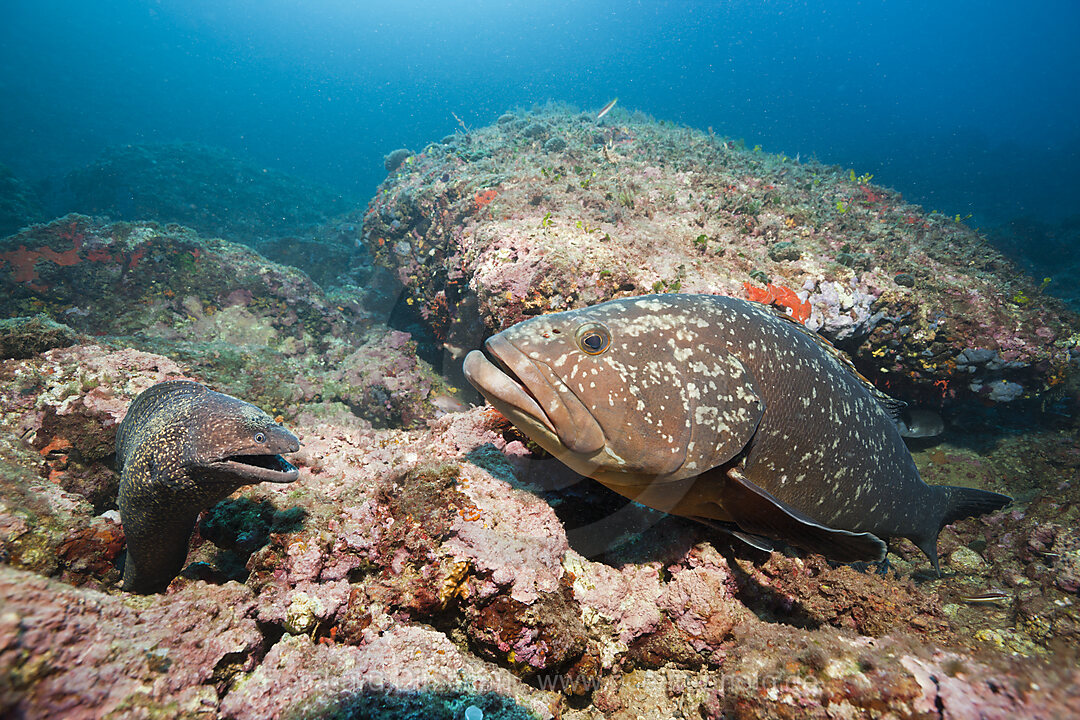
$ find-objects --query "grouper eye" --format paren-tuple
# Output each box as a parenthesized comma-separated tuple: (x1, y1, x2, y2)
(576, 322, 611, 355)
(254, 432, 266, 444)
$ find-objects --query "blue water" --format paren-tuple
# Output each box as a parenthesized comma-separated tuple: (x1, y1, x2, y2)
(2, 0, 1078, 230)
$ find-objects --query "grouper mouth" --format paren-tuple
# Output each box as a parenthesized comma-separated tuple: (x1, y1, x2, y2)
(206, 452, 299, 484)
(463, 335, 605, 455)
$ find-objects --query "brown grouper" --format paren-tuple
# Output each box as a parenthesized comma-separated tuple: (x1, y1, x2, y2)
(116, 380, 300, 593)
(463, 293, 1009, 569)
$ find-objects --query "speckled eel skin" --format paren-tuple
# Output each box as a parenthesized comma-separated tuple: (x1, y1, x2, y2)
(115, 380, 300, 593)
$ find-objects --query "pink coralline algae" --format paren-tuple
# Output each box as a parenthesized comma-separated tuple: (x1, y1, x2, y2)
(361, 107, 1078, 404)
(2, 107, 1080, 719)
(0, 567, 263, 719)
(656, 544, 750, 652)
(219, 627, 557, 720)
(563, 552, 664, 650)
(443, 461, 570, 605)
(2, 343, 1080, 717)
(900, 653, 1079, 720)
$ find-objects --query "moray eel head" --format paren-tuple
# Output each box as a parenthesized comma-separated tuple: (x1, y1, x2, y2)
(116, 380, 301, 593)
(191, 403, 301, 486)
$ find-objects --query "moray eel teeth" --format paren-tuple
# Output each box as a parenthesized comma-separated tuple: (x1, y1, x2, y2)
(115, 380, 301, 593)
(203, 453, 300, 484)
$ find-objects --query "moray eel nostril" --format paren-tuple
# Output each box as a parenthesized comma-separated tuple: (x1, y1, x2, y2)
(115, 380, 301, 593)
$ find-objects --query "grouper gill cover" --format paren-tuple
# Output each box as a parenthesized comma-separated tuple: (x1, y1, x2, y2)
(464, 293, 1011, 568)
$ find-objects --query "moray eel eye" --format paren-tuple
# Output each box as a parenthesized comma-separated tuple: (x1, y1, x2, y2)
(576, 322, 611, 355)
(254, 432, 266, 444)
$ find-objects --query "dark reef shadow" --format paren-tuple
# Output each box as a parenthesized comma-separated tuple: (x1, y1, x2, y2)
(288, 689, 534, 720)
(192, 497, 307, 584)
(463, 443, 834, 627)
(464, 444, 702, 564)
(932, 399, 1074, 454)
(720, 547, 823, 630)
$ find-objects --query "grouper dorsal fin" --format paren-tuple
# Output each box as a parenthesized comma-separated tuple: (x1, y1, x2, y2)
(712, 465, 887, 563)
(768, 307, 906, 422)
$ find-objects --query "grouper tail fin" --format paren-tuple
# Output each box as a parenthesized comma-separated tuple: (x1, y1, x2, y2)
(914, 485, 1012, 574)
(939, 485, 1012, 527)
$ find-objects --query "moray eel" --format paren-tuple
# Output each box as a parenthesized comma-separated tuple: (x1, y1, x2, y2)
(116, 380, 300, 593)
(464, 294, 1010, 569)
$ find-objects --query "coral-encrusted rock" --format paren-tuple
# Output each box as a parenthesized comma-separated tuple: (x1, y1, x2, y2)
(0, 344, 191, 512)
(563, 552, 665, 667)
(739, 553, 951, 639)
(219, 628, 556, 720)
(463, 584, 589, 677)
(3, 326, 1080, 718)
(0, 215, 448, 427)
(657, 544, 752, 652)
(702, 623, 1080, 720)
(443, 459, 570, 605)
(0, 567, 263, 719)
(0, 345, 193, 585)
(240, 409, 594, 677)
(0, 315, 78, 360)
(589, 624, 1080, 719)
(361, 106, 1079, 403)
(955, 477, 1080, 652)
(0, 449, 74, 580)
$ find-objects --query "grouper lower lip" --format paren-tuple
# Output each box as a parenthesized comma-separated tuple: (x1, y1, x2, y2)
(463, 336, 605, 455)
(463, 349, 554, 433)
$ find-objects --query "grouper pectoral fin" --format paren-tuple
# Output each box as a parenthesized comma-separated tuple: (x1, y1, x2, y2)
(687, 517, 777, 553)
(716, 467, 887, 563)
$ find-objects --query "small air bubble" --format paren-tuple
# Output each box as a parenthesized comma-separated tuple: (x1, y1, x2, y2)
(464, 706, 483, 720)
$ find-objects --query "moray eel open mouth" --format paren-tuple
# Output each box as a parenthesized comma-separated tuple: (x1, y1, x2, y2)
(207, 453, 299, 484)
(463, 335, 604, 455)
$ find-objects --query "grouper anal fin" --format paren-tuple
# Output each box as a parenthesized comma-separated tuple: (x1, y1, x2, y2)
(687, 517, 778, 554)
(717, 467, 887, 563)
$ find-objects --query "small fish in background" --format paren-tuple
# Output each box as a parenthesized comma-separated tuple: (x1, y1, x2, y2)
(596, 97, 618, 120)
(896, 408, 945, 439)
(959, 591, 1011, 605)
(431, 391, 469, 415)
(441, 341, 469, 360)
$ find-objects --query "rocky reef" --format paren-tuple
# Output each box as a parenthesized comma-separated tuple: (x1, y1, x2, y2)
(1, 108, 1079, 719)
(2, 373, 1080, 717)
(57, 142, 364, 286)
(0, 215, 449, 430)
(361, 105, 1078, 408)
